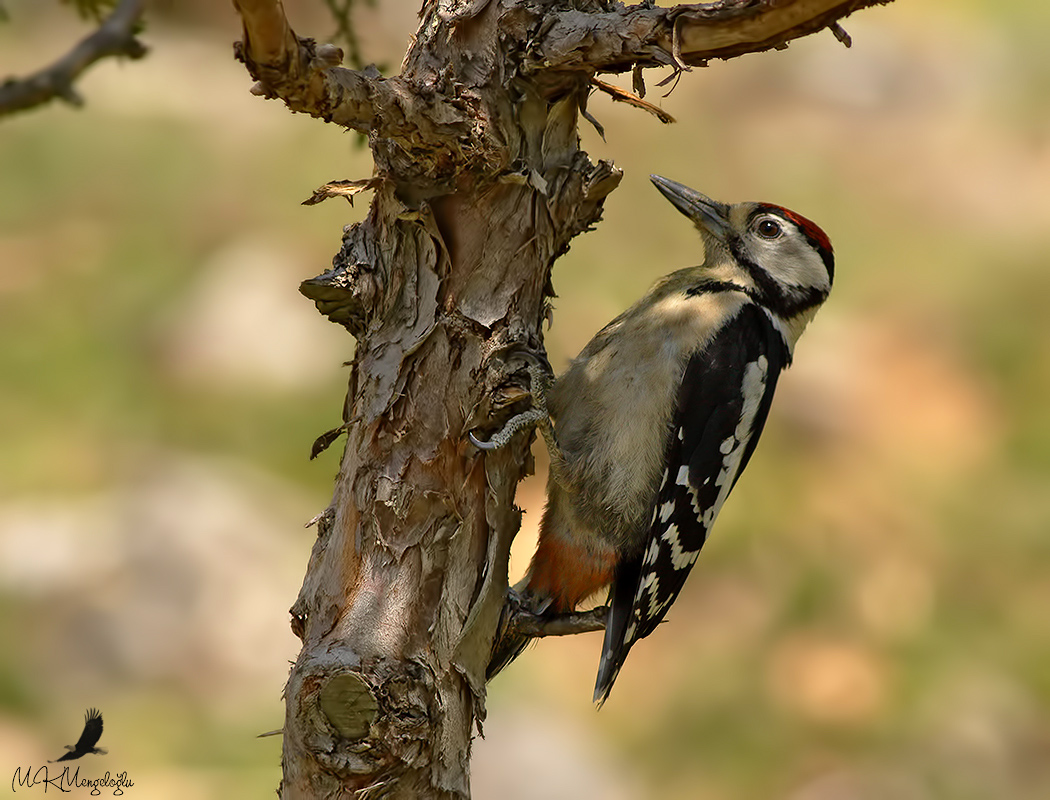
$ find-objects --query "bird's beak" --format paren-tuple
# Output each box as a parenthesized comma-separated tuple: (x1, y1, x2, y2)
(650, 175, 730, 241)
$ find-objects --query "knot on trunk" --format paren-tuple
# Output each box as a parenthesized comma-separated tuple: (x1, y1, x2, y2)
(289, 653, 436, 786)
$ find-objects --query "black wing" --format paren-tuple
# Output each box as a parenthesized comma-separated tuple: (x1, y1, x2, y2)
(74, 708, 104, 751)
(595, 304, 790, 703)
(51, 708, 103, 761)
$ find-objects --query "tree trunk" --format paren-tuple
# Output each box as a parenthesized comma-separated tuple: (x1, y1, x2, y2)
(282, 102, 617, 800)
(230, 0, 893, 796)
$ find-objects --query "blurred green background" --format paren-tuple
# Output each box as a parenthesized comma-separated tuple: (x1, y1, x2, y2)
(2, 0, 1049, 798)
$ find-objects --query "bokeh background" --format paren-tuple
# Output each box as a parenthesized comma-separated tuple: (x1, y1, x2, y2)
(2, 0, 1049, 797)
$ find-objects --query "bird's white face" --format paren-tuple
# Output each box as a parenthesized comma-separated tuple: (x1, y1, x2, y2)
(727, 202, 833, 303)
(649, 175, 833, 325)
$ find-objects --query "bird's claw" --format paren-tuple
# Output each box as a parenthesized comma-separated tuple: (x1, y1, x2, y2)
(469, 406, 549, 451)
(469, 346, 554, 451)
(468, 430, 501, 451)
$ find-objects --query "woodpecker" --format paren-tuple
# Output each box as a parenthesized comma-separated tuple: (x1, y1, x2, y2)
(477, 175, 834, 703)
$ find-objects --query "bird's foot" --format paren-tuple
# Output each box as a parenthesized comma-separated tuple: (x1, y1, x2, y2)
(487, 586, 608, 679)
(468, 406, 549, 451)
(469, 347, 557, 451)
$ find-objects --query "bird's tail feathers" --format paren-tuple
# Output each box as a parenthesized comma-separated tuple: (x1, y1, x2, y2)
(486, 632, 531, 680)
(593, 556, 642, 705)
(485, 582, 550, 680)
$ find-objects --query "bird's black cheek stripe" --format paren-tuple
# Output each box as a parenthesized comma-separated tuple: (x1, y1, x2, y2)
(727, 236, 784, 310)
(685, 280, 759, 301)
(727, 236, 828, 318)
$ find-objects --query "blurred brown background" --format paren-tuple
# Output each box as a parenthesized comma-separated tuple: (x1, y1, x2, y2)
(2, 1, 1049, 797)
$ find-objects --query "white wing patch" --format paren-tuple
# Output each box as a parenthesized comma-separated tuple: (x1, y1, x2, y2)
(639, 572, 665, 618)
(626, 355, 770, 649)
(704, 355, 768, 528)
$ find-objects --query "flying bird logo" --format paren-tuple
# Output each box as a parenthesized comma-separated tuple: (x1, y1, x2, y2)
(49, 708, 107, 762)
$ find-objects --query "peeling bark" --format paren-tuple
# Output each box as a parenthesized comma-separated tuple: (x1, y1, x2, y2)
(527, 0, 893, 74)
(230, 0, 893, 796)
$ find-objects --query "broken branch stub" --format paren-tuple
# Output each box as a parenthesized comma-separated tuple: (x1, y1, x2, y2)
(302, 177, 383, 206)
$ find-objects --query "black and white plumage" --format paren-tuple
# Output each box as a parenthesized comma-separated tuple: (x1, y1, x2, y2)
(595, 302, 791, 701)
(50, 708, 107, 762)
(480, 176, 834, 703)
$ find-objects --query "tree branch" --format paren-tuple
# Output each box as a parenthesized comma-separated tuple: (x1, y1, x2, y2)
(508, 606, 607, 638)
(231, 0, 378, 132)
(527, 0, 893, 75)
(232, 0, 892, 180)
(232, 0, 498, 187)
(0, 0, 147, 119)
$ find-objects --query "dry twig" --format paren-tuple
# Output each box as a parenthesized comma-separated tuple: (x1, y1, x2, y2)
(591, 77, 676, 123)
(302, 177, 383, 206)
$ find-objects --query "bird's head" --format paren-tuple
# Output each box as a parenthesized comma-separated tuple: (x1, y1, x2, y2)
(650, 175, 834, 324)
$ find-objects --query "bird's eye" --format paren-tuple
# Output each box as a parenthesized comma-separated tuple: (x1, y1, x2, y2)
(755, 218, 783, 239)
